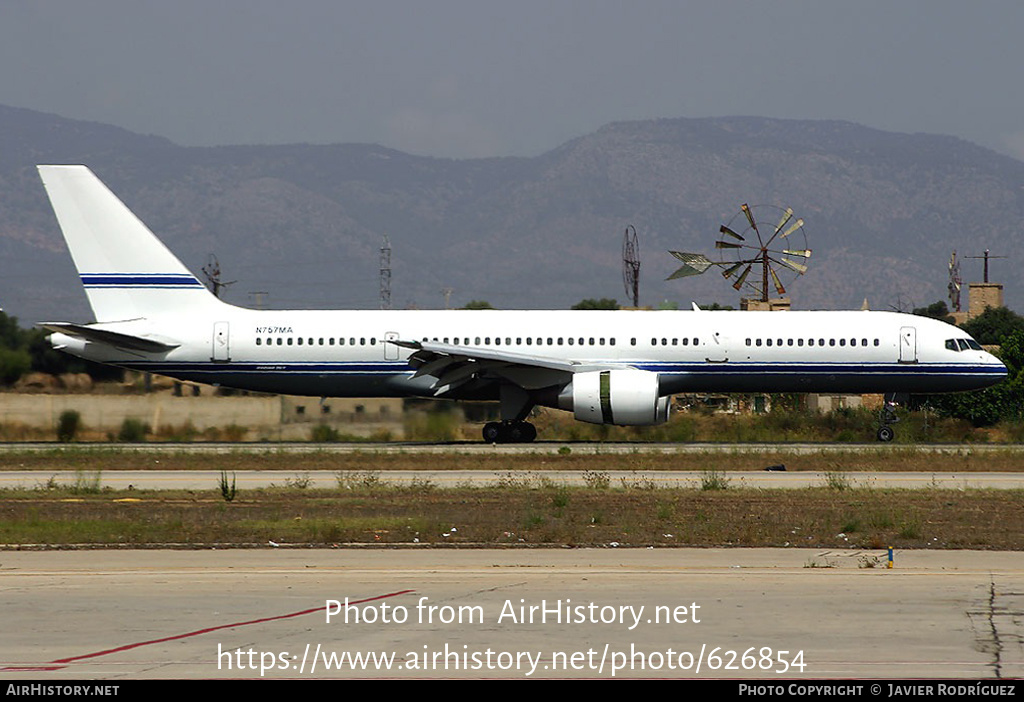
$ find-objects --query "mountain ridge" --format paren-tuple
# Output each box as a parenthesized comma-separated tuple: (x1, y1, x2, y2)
(1, 105, 1021, 323)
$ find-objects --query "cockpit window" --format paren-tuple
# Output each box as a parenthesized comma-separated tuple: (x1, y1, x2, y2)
(947, 338, 985, 352)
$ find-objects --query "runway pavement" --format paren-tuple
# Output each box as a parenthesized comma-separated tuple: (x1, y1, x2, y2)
(0, 548, 1020, 679)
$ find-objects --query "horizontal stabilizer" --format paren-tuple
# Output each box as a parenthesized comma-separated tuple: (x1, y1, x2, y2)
(38, 322, 180, 353)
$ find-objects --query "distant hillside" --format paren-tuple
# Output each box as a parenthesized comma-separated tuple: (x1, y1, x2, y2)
(1, 105, 1022, 324)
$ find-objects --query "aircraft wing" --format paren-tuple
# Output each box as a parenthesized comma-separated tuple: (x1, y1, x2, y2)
(392, 339, 623, 396)
(38, 322, 181, 353)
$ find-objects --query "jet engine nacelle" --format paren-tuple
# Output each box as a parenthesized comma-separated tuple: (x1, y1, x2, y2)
(559, 368, 670, 425)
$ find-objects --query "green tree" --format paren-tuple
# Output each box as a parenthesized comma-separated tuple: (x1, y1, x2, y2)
(912, 301, 954, 323)
(926, 328, 1024, 426)
(461, 300, 495, 310)
(571, 298, 620, 310)
(960, 307, 1024, 345)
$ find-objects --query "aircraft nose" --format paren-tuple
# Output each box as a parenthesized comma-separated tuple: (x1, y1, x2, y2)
(987, 352, 1008, 383)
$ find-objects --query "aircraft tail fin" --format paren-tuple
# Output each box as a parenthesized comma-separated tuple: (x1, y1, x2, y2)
(37, 165, 224, 322)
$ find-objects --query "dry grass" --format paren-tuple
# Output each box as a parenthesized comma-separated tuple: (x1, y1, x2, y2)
(1, 483, 1022, 549)
(1, 447, 1022, 473)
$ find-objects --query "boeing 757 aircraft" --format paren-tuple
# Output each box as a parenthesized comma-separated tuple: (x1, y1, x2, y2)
(36, 165, 1006, 442)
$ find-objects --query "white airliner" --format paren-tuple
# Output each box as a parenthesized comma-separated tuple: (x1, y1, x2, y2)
(36, 165, 1006, 443)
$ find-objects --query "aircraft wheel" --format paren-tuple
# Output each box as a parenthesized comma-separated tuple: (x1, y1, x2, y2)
(482, 422, 503, 443)
(520, 422, 537, 443)
(876, 426, 895, 442)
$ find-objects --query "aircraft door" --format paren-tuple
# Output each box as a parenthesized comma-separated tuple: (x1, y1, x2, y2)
(707, 331, 729, 363)
(212, 321, 230, 362)
(384, 331, 400, 361)
(899, 326, 917, 363)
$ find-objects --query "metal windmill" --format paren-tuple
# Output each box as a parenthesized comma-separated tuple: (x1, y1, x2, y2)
(667, 204, 811, 303)
(622, 225, 640, 308)
(715, 204, 810, 302)
(948, 250, 962, 313)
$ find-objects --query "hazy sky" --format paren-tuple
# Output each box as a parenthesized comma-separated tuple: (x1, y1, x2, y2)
(2, 1, 1023, 160)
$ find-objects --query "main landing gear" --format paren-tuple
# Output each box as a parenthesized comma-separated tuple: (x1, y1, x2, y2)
(482, 420, 537, 444)
(876, 393, 903, 442)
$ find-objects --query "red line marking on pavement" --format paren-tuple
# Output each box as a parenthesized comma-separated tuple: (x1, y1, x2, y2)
(3, 589, 415, 672)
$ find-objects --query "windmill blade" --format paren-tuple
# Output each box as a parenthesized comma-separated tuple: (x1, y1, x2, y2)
(721, 261, 746, 278)
(719, 225, 745, 241)
(774, 208, 794, 235)
(783, 249, 812, 258)
(741, 203, 758, 233)
(769, 264, 787, 296)
(779, 257, 808, 274)
(731, 264, 753, 290)
(715, 240, 743, 249)
(780, 218, 804, 238)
